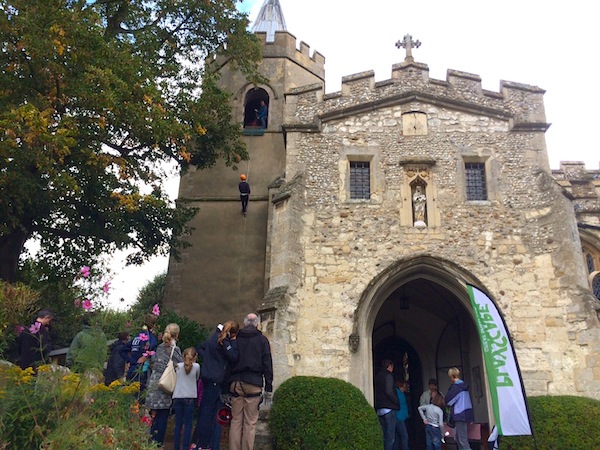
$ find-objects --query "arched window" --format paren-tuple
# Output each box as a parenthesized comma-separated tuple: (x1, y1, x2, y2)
(582, 243, 600, 301)
(243, 88, 269, 129)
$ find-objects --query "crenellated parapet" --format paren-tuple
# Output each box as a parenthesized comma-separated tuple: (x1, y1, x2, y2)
(257, 30, 325, 80)
(553, 162, 600, 223)
(283, 59, 549, 132)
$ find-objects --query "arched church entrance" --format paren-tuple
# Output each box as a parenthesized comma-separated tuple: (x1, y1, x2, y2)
(350, 256, 492, 449)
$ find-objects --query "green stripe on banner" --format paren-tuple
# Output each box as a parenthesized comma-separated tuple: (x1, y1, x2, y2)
(467, 284, 532, 436)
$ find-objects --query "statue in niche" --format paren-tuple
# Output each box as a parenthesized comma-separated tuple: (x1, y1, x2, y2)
(412, 185, 427, 227)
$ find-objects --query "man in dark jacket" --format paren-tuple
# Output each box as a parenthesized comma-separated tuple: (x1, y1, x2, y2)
(238, 174, 251, 216)
(193, 322, 238, 450)
(374, 359, 399, 450)
(228, 313, 273, 450)
(19, 309, 54, 370)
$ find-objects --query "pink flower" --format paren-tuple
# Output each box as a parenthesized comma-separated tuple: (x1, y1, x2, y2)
(152, 304, 160, 316)
(89, 398, 95, 404)
(82, 299, 93, 310)
(15, 325, 25, 334)
(138, 333, 149, 341)
(103, 281, 111, 293)
(141, 415, 152, 426)
(73, 298, 81, 307)
(80, 266, 91, 277)
(143, 351, 155, 357)
(29, 322, 41, 334)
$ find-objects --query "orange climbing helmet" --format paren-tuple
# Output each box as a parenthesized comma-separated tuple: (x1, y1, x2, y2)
(240, 174, 247, 180)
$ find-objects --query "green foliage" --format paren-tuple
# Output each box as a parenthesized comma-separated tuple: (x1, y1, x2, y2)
(129, 272, 167, 322)
(0, 364, 157, 449)
(0, 0, 263, 282)
(269, 376, 383, 450)
(158, 308, 209, 353)
(0, 281, 39, 358)
(503, 395, 600, 449)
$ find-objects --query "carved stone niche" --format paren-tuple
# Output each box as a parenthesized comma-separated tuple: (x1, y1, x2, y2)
(349, 333, 360, 353)
(398, 158, 439, 228)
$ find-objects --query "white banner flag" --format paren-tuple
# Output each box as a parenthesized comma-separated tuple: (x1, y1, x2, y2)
(468, 284, 533, 436)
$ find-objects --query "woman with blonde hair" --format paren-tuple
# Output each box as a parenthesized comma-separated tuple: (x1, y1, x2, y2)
(191, 320, 239, 450)
(146, 323, 183, 446)
(172, 347, 200, 450)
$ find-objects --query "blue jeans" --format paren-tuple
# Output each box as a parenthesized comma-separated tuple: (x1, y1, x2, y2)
(378, 411, 396, 450)
(425, 424, 442, 450)
(394, 419, 409, 450)
(150, 408, 170, 445)
(194, 380, 222, 448)
(173, 398, 196, 450)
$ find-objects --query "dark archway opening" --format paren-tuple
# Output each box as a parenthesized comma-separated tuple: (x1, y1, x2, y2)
(244, 88, 269, 129)
(373, 334, 423, 450)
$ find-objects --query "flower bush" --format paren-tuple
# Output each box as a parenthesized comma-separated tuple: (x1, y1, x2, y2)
(0, 363, 158, 449)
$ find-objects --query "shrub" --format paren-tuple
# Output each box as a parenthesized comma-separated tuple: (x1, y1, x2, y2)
(503, 395, 600, 449)
(269, 376, 382, 450)
(0, 363, 158, 449)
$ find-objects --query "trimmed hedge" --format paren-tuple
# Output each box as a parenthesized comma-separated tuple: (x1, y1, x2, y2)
(503, 395, 600, 449)
(269, 376, 382, 450)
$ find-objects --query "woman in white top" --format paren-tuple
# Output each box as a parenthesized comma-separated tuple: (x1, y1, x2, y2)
(172, 347, 200, 450)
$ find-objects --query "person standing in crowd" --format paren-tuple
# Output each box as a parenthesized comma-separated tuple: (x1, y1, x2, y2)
(119, 313, 159, 394)
(146, 323, 182, 447)
(66, 313, 107, 371)
(446, 367, 474, 450)
(394, 380, 410, 450)
(104, 331, 130, 385)
(19, 309, 54, 370)
(172, 347, 200, 450)
(228, 313, 273, 450)
(239, 174, 251, 216)
(418, 391, 446, 450)
(192, 320, 239, 450)
(374, 359, 399, 450)
(420, 377, 443, 406)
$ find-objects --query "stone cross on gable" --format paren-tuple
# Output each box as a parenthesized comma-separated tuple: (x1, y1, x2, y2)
(395, 34, 421, 62)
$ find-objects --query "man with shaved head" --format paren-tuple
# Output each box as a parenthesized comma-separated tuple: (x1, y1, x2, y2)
(228, 313, 273, 450)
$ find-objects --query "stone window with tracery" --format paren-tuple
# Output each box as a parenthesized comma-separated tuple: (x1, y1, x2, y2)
(582, 244, 600, 301)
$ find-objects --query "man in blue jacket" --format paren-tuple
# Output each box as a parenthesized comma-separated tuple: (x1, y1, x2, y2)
(446, 367, 474, 450)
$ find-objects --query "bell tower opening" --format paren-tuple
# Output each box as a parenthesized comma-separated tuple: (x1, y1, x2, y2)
(244, 88, 269, 129)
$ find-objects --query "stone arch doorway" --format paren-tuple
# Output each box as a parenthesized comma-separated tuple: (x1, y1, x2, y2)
(350, 256, 492, 437)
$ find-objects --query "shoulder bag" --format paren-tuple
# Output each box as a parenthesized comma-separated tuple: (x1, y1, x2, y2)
(158, 345, 177, 394)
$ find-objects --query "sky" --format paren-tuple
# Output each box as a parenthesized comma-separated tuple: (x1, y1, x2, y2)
(107, 0, 599, 309)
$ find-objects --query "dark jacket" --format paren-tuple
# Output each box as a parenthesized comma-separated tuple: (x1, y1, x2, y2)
(104, 340, 127, 385)
(446, 379, 475, 422)
(19, 324, 52, 370)
(374, 367, 400, 411)
(197, 327, 238, 383)
(119, 329, 158, 377)
(228, 326, 273, 392)
(239, 181, 250, 195)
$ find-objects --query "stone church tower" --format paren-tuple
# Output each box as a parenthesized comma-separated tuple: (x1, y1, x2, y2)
(166, 0, 600, 431)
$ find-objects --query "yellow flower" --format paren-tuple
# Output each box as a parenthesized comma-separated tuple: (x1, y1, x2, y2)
(37, 364, 52, 373)
(121, 381, 140, 395)
(90, 383, 110, 392)
(108, 379, 122, 389)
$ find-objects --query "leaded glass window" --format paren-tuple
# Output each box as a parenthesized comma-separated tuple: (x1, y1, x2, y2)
(465, 162, 487, 201)
(350, 161, 370, 200)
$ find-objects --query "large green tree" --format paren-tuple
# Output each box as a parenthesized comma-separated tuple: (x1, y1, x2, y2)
(0, 0, 262, 282)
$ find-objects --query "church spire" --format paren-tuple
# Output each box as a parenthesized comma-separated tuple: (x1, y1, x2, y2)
(251, 0, 287, 42)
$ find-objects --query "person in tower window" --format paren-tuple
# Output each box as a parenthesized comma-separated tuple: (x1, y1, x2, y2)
(254, 100, 268, 128)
